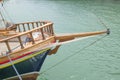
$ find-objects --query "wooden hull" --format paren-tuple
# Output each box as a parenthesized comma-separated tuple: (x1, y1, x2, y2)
(4, 72, 39, 80)
(0, 49, 50, 80)
(0, 20, 109, 80)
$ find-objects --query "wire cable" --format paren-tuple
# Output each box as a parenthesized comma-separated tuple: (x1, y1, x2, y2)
(40, 34, 108, 75)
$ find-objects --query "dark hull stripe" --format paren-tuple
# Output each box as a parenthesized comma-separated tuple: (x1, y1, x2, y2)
(0, 49, 50, 80)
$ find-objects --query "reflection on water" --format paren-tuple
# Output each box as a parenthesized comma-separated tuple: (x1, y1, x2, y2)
(2, 0, 120, 80)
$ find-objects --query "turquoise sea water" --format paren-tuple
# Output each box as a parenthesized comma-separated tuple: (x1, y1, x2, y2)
(2, 0, 120, 80)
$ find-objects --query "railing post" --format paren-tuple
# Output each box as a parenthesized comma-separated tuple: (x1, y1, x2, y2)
(23, 24, 26, 32)
(46, 25, 49, 35)
(49, 24, 53, 36)
(43, 27, 46, 33)
(32, 23, 35, 29)
(5, 41, 11, 53)
(17, 24, 21, 32)
(50, 24, 54, 36)
(36, 22, 39, 27)
(40, 28, 45, 40)
(40, 22, 42, 26)
(18, 36, 24, 49)
(29, 32, 35, 44)
(27, 23, 30, 30)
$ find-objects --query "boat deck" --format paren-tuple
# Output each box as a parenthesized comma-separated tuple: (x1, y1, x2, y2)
(0, 20, 109, 80)
(0, 42, 20, 56)
(0, 21, 55, 58)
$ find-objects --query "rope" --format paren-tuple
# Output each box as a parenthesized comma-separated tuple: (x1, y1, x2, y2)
(0, 1, 14, 26)
(83, 0, 109, 30)
(0, 9, 6, 26)
(1, 3, 14, 23)
(6, 53, 23, 80)
(40, 34, 108, 75)
(4, 42, 27, 80)
(92, 12, 108, 29)
(90, 12, 110, 35)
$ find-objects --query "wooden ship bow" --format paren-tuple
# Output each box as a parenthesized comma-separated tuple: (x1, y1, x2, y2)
(0, 1, 110, 80)
(0, 18, 110, 80)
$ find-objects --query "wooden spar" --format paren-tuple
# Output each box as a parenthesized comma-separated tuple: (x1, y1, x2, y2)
(55, 29, 110, 42)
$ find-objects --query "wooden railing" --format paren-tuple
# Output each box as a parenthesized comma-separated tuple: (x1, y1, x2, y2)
(15, 21, 48, 32)
(0, 21, 54, 54)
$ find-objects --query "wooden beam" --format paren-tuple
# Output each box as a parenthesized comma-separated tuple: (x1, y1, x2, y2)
(40, 28, 45, 40)
(55, 30, 109, 42)
(18, 36, 24, 49)
(23, 24, 26, 32)
(5, 41, 11, 53)
(27, 23, 30, 30)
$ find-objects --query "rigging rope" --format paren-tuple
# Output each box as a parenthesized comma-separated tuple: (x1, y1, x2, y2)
(40, 2, 110, 74)
(0, 8, 6, 26)
(0, 1, 14, 26)
(92, 12, 108, 29)
(1, 3, 14, 23)
(39, 2, 110, 74)
(83, 0, 109, 30)
(40, 34, 108, 75)
(6, 53, 23, 80)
